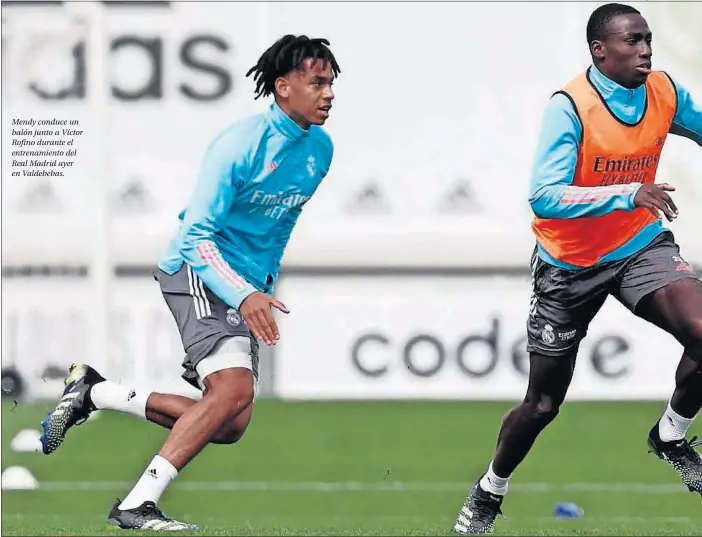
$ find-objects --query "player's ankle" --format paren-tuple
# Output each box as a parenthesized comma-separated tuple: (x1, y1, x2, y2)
(118, 455, 178, 510)
(90, 380, 148, 419)
(658, 402, 695, 442)
(480, 461, 510, 496)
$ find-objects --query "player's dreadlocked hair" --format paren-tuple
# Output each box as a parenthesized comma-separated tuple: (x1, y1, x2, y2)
(586, 3, 641, 44)
(245, 35, 341, 100)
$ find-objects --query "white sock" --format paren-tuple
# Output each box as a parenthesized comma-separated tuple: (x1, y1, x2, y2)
(658, 402, 696, 442)
(90, 380, 149, 419)
(479, 461, 510, 496)
(119, 455, 178, 510)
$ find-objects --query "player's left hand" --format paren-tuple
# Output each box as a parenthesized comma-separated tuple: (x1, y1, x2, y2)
(633, 183, 679, 222)
(240, 292, 290, 346)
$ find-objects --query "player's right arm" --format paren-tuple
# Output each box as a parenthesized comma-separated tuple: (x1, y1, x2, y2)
(176, 129, 259, 310)
(528, 94, 644, 219)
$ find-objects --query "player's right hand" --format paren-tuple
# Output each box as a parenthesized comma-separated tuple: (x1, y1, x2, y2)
(239, 292, 289, 346)
(633, 183, 678, 222)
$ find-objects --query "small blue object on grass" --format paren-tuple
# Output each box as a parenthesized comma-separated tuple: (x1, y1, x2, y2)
(553, 502, 584, 519)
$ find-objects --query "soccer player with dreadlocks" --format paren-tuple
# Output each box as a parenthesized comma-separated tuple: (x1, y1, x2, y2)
(39, 35, 340, 531)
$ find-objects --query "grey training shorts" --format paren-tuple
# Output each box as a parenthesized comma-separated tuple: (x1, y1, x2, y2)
(154, 263, 259, 390)
(527, 231, 699, 357)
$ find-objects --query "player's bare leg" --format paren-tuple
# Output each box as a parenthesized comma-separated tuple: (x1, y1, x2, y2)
(105, 375, 249, 520)
(41, 360, 255, 530)
(154, 367, 254, 468)
(453, 351, 577, 534)
(146, 392, 254, 445)
(40, 366, 251, 454)
(106, 365, 255, 530)
(637, 278, 702, 495)
(493, 352, 576, 477)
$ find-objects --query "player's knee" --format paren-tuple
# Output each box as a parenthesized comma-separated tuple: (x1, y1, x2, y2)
(536, 399, 560, 421)
(685, 317, 702, 343)
(211, 405, 253, 445)
(683, 317, 702, 362)
(212, 426, 247, 445)
(204, 370, 255, 416)
(212, 387, 254, 416)
(524, 395, 561, 423)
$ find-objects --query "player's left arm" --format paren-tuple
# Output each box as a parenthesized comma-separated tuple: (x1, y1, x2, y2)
(666, 74, 702, 146)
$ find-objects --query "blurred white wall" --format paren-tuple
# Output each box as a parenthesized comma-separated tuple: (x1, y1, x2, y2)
(3, 1, 700, 268)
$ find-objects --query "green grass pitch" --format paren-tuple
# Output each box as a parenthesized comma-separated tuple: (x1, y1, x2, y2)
(2, 399, 701, 535)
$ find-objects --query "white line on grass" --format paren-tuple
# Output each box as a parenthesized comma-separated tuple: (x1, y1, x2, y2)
(1, 513, 693, 524)
(31, 481, 691, 493)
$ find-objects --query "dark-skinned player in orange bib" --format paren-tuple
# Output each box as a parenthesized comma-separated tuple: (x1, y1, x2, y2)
(453, 4, 702, 534)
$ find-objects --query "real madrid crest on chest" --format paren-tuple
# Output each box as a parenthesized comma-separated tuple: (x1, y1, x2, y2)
(306, 156, 316, 177)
